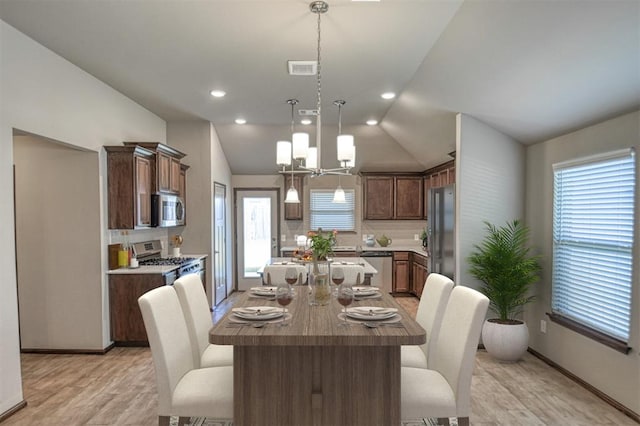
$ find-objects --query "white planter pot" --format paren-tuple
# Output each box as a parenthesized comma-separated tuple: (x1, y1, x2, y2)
(482, 319, 529, 362)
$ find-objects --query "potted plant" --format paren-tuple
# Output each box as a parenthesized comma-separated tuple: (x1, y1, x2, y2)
(468, 219, 540, 362)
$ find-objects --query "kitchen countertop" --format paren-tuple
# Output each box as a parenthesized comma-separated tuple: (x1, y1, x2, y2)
(260, 257, 378, 275)
(107, 254, 208, 275)
(280, 245, 429, 257)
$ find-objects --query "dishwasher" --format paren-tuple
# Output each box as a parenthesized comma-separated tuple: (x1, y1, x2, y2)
(360, 251, 393, 294)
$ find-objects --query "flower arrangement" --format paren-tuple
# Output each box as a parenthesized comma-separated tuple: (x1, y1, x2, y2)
(307, 228, 337, 261)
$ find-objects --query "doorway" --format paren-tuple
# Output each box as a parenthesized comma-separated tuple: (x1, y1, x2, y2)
(234, 189, 280, 291)
(213, 182, 228, 305)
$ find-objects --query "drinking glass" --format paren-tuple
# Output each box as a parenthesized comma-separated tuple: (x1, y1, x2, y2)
(336, 281, 354, 327)
(275, 282, 294, 327)
(332, 267, 345, 285)
(285, 267, 298, 285)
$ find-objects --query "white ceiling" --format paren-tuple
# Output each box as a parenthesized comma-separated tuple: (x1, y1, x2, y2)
(1, 0, 638, 174)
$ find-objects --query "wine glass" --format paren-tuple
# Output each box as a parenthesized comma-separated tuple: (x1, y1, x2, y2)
(285, 267, 298, 285)
(332, 267, 345, 285)
(336, 281, 354, 327)
(275, 282, 294, 327)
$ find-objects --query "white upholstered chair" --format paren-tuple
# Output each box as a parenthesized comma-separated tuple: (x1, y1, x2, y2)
(138, 286, 233, 425)
(173, 274, 233, 368)
(401, 285, 489, 426)
(401, 273, 454, 369)
(262, 264, 307, 285)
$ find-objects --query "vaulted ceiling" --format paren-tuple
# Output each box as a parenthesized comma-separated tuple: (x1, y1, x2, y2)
(1, 0, 638, 174)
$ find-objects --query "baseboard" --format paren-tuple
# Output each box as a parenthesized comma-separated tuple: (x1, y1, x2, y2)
(527, 348, 640, 423)
(21, 342, 115, 355)
(0, 400, 27, 422)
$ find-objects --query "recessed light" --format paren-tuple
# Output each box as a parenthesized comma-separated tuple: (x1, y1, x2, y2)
(381, 92, 396, 100)
(210, 90, 226, 98)
(235, 118, 246, 125)
(366, 119, 378, 126)
(301, 119, 312, 125)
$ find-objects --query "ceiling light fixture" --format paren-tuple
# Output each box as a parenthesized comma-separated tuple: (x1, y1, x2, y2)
(381, 92, 396, 100)
(276, 1, 355, 180)
(235, 118, 246, 124)
(301, 119, 312, 125)
(366, 119, 378, 126)
(210, 90, 226, 98)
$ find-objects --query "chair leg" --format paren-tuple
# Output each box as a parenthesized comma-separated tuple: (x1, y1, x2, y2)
(158, 416, 171, 426)
(437, 418, 450, 425)
(457, 417, 470, 426)
(177, 417, 190, 426)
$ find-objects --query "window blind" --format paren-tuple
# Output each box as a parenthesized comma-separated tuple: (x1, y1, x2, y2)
(310, 189, 355, 231)
(552, 149, 635, 342)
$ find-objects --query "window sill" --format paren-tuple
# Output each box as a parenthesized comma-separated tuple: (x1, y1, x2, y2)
(547, 312, 631, 354)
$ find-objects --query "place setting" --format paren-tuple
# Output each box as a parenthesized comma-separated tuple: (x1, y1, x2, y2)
(352, 286, 382, 300)
(334, 280, 402, 328)
(229, 282, 295, 327)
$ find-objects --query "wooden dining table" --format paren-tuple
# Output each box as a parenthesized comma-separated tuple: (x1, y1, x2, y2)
(209, 289, 426, 426)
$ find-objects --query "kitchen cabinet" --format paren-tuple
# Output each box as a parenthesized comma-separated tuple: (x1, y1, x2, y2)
(284, 175, 304, 220)
(411, 252, 429, 297)
(362, 173, 423, 220)
(423, 160, 455, 218)
(124, 142, 186, 195)
(392, 251, 411, 293)
(179, 164, 189, 224)
(105, 145, 154, 229)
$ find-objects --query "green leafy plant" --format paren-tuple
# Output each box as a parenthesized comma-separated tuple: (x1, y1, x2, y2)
(307, 228, 337, 261)
(468, 220, 540, 323)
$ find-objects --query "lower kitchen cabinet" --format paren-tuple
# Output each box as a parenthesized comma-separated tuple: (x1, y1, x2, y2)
(392, 251, 411, 293)
(411, 252, 429, 297)
(109, 273, 172, 345)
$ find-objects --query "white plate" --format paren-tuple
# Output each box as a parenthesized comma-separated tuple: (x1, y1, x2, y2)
(352, 286, 380, 296)
(232, 306, 285, 320)
(346, 307, 398, 320)
(354, 293, 382, 300)
(250, 286, 276, 296)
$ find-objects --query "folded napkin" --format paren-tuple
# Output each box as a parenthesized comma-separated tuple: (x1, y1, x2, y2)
(350, 307, 397, 315)
(251, 286, 276, 293)
(232, 306, 282, 315)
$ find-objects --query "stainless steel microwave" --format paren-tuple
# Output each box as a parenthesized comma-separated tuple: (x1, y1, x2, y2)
(151, 194, 185, 227)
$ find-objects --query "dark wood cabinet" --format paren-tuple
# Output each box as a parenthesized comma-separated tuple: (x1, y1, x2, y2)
(363, 175, 394, 219)
(284, 175, 304, 220)
(106, 145, 154, 229)
(423, 160, 455, 219)
(395, 176, 423, 219)
(411, 252, 429, 298)
(124, 142, 186, 195)
(392, 251, 411, 293)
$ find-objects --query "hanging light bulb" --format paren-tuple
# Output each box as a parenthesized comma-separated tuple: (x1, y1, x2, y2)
(285, 184, 300, 203)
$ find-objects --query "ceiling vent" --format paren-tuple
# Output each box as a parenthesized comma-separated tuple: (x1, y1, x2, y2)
(298, 109, 319, 116)
(288, 61, 317, 76)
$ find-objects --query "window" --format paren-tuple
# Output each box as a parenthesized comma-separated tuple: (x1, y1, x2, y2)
(551, 148, 635, 351)
(310, 189, 355, 231)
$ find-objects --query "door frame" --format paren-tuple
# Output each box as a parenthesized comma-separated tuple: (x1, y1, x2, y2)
(213, 181, 228, 306)
(233, 187, 281, 291)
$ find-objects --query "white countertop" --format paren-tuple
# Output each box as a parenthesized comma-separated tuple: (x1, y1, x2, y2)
(107, 254, 208, 275)
(261, 257, 378, 275)
(280, 245, 429, 257)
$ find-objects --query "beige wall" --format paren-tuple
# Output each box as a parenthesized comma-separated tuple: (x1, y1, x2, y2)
(525, 110, 640, 413)
(0, 20, 166, 414)
(14, 135, 102, 350)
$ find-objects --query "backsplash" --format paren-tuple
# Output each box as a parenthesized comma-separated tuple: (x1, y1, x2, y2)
(107, 227, 184, 258)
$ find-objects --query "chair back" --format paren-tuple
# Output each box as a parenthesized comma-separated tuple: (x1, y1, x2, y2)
(415, 273, 454, 363)
(174, 274, 213, 367)
(429, 285, 489, 416)
(263, 264, 306, 285)
(333, 264, 365, 285)
(138, 286, 196, 413)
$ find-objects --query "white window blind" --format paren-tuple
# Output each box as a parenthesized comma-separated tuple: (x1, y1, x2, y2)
(552, 148, 635, 343)
(310, 189, 355, 231)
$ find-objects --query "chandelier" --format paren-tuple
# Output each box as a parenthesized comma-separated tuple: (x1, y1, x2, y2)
(276, 1, 356, 203)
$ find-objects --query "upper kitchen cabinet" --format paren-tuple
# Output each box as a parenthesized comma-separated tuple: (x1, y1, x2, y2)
(284, 175, 304, 221)
(362, 173, 423, 220)
(123, 142, 186, 195)
(423, 160, 455, 218)
(105, 145, 154, 229)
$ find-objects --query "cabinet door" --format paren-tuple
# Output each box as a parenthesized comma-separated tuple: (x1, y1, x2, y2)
(363, 176, 394, 220)
(395, 176, 423, 219)
(135, 156, 151, 227)
(423, 176, 431, 219)
(170, 157, 181, 193)
(284, 175, 303, 220)
(158, 153, 171, 192)
(448, 165, 456, 184)
(392, 251, 411, 293)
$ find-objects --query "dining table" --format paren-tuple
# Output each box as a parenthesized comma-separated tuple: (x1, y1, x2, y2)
(209, 288, 426, 426)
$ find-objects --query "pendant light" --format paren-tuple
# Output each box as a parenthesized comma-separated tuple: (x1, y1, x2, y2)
(284, 99, 300, 204)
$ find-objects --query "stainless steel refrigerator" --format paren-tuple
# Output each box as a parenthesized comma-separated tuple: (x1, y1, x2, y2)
(427, 184, 455, 279)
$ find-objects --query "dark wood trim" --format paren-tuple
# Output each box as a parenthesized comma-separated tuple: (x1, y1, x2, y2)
(20, 342, 116, 355)
(527, 347, 640, 424)
(546, 312, 631, 354)
(0, 400, 27, 422)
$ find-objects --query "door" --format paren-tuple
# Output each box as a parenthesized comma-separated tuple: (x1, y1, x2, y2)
(235, 189, 280, 291)
(214, 182, 227, 305)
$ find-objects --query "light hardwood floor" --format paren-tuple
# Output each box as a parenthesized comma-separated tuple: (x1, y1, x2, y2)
(3, 294, 637, 426)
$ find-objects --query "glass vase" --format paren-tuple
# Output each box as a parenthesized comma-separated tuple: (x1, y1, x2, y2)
(309, 260, 331, 306)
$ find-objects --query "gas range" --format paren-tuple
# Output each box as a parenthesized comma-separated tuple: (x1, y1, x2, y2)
(138, 257, 197, 266)
(131, 240, 203, 280)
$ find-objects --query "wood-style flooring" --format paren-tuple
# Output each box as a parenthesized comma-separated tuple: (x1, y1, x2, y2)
(3, 294, 637, 426)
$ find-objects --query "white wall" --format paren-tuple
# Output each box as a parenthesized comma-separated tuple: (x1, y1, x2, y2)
(525, 110, 640, 414)
(456, 113, 526, 289)
(167, 121, 233, 305)
(0, 20, 166, 415)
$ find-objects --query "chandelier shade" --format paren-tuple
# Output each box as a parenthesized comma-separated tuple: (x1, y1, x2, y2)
(277, 141, 292, 166)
